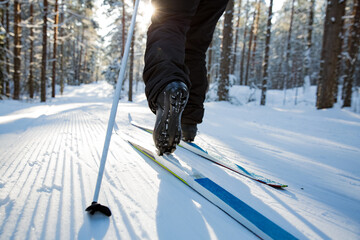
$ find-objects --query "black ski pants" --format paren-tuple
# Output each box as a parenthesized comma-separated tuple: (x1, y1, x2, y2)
(143, 0, 229, 125)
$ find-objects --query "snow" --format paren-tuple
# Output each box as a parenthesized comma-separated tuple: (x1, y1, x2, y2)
(1, 81, 360, 239)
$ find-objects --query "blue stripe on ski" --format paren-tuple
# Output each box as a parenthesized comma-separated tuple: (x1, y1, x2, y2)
(195, 178, 297, 240)
(235, 163, 252, 176)
(186, 142, 287, 187)
(184, 142, 208, 154)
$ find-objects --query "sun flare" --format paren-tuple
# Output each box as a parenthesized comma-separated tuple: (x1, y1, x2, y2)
(137, 2, 155, 30)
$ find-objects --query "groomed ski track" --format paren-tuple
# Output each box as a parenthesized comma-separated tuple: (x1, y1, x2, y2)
(0, 82, 359, 239)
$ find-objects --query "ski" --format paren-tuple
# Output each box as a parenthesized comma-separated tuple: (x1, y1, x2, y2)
(128, 115, 287, 188)
(128, 140, 296, 240)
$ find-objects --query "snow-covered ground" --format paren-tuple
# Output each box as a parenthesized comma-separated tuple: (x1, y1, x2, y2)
(0, 81, 359, 239)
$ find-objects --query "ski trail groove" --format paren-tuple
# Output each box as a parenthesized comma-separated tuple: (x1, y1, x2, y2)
(0, 115, 63, 238)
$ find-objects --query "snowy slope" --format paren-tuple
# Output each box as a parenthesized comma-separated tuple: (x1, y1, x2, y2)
(0, 81, 359, 239)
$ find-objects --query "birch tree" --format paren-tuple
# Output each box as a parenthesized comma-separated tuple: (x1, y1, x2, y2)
(260, 0, 273, 105)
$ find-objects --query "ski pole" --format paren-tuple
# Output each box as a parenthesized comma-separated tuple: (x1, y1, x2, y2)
(86, 0, 140, 217)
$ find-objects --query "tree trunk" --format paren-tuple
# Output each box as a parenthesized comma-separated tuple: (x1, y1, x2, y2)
(28, 3, 34, 99)
(13, 0, 21, 100)
(59, 0, 65, 94)
(0, 7, 4, 97)
(231, 0, 242, 75)
(41, 0, 48, 102)
(218, 0, 234, 101)
(129, 19, 135, 102)
(343, 0, 360, 107)
(239, 0, 250, 85)
(52, 0, 59, 98)
(334, 0, 348, 104)
(82, 45, 88, 83)
(250, 0, 261, 85)
(244, 1, 256, 86)
(316, 0, 346, 109)
(303, 0, 315, 96)
(5, 1, 10, 97)
(260, 0, 273, 106)
(73, 35, 79, 84)
(283, 0, 295, 105)
(76, 28, 84, 84)
(122, 1, 126, 57)
(78, 46, 83, 84)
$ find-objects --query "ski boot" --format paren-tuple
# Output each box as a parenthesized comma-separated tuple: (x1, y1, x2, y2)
(181, 123, 197, 142)
(153, 81, 189, 155)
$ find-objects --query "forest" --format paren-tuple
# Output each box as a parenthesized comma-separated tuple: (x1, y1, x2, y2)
(0, 0, 359, 109)
(0, 1, 360, 238)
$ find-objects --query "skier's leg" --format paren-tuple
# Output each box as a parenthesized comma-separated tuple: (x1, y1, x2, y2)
(181, 0, 229, 141)
(143, 0, 200, 112)
(143, 0, 201, 154)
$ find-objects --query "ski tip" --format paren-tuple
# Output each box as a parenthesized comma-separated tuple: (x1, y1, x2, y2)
(266, 182, 288, 188)
(127, 140, 140, 150)
(270, 184, 288, 188)
(258, 180, 288, 189)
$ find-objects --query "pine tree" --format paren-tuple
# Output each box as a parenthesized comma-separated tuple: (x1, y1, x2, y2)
(239, 0, 250, 85)
(343, 0, 360, 107)
(5, 1, 10, 97)
(250, 0, 261, 85)
(59, 0, 65, 95)
(303, 0, 315, 96)
(28, 2, 34, 99)
(122, 0, 126, 57)
(244, 0, 257, 86)
(316, 0, 347, 109)
(283, 0, 295, 105)
(231, 0, 242, 75)
(218, 0, 234, 101)
(129, 0, 136, 102)
(13, 0, 21, 100)
(52, 0, 59, 98)
(41, 0, 48, 102)
(0, 7, 4, 97)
